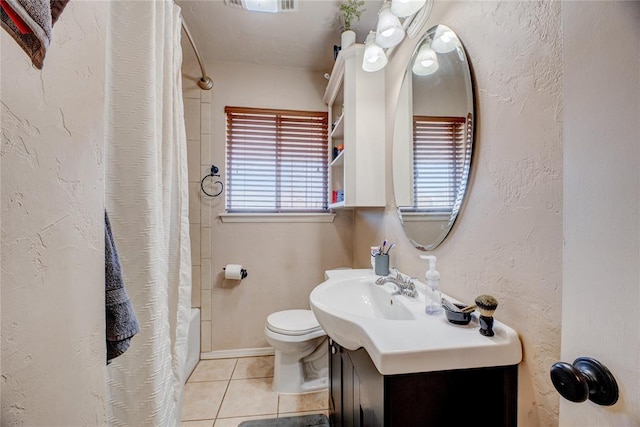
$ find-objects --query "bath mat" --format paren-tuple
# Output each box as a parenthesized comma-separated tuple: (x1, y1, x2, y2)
(238, 414, 329, 427)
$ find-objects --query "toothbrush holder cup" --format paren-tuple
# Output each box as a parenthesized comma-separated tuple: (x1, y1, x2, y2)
(374, 254, 390, 276)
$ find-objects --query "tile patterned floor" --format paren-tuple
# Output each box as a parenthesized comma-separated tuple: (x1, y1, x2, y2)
(181, 356, 329, 427)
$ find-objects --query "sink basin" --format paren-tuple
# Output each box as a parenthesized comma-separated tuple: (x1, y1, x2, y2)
(310, 269, 522, 375)
(311, 274, 415, 321)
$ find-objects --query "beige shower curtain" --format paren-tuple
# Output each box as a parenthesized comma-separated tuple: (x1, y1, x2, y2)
(104, 1, 192, 425)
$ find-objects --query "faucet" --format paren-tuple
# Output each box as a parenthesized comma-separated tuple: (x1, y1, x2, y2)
(375, 268, 418, 298)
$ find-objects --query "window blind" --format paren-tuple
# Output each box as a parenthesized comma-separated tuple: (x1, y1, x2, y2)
(411, 116, 468, 212)
(225, 106, 329, 213)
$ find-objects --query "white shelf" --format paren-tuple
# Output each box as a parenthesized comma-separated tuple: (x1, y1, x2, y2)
(331, 113, 344, 139)
(329, 201, 346, 209)
(331, 150, 345, 167)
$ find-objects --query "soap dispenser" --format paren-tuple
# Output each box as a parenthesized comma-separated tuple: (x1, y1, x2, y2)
(420, 255, 443, 315)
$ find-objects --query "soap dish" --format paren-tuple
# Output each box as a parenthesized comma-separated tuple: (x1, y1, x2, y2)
(443, 303, 473, 325)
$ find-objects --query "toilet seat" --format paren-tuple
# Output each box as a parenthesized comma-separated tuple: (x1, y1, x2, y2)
(266, 309, 323, 336)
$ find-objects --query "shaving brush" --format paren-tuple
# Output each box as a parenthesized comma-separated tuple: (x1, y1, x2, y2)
(475, 294, 498, 336)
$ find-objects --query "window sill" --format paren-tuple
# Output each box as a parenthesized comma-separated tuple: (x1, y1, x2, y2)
(219, 212, 336, 223)
(399, 211, 450, 222)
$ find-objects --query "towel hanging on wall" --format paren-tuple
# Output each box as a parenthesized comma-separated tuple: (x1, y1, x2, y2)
(0, 0, 69, 69)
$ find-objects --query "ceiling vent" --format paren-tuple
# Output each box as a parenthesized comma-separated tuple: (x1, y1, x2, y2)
(223, 0, 298, 13)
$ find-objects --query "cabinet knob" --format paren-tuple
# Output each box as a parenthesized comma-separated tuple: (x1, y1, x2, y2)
(550, 357, 618, 406)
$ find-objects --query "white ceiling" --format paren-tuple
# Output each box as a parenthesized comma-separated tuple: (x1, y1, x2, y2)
(176, 0, 383, 73)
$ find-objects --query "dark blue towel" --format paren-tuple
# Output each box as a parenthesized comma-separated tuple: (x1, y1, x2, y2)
(105, 211, 139, 364)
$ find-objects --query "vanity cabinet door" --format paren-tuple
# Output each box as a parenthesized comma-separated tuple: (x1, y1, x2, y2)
(329, 343, 518, 427)
(329, 339, 343, 427)
(349, 348, 384, 427)
(384, 365, 518, 427)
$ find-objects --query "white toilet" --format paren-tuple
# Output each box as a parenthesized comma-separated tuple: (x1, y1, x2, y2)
(264, 309, 328, 394)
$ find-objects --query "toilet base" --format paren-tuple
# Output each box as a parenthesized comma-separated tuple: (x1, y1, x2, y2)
(271, 338, 328, 394)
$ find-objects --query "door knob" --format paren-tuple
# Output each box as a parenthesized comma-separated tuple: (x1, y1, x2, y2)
(550, 357, 618, 406)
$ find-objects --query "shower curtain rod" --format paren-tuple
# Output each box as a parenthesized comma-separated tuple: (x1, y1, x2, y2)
(181, 20, 213, 90)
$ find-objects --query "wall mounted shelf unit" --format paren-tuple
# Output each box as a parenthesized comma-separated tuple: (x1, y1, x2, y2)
(324, 44, 386, 209)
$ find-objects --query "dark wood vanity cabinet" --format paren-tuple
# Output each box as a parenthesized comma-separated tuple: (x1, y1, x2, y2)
(328, 339, 518, 427)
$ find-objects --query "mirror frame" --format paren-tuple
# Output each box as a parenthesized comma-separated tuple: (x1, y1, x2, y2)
(393, 24, 476, 251)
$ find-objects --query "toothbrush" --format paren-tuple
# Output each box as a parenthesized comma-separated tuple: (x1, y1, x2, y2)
(380, 239, 387, 254)
(384, 243, 395, 255)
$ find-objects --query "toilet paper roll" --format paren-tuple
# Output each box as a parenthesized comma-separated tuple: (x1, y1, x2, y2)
(224, 264, 244, 280)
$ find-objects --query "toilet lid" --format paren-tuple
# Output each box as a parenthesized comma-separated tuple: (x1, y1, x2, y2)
(266, 309, 322, 336)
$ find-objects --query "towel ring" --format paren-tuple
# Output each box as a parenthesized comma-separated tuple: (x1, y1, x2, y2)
(200, 165, 223, 197)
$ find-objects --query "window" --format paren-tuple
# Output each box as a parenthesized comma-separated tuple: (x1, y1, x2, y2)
(409, 115, 468, 213)
(225, 106, 329, 213)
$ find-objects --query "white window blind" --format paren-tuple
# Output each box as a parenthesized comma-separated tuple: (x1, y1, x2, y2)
(225, 106, 329, 213)
(411, 115, 468, 212)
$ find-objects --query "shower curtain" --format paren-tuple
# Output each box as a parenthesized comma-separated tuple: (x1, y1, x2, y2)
(104, 1, 192, 425)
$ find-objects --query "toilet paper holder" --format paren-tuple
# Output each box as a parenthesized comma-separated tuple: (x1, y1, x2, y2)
(223, 266, 248, 279)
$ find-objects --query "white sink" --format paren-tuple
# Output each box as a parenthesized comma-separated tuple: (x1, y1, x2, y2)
(310, 269, 522, 375)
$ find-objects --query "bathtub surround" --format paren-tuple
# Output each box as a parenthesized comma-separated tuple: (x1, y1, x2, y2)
(105, 1, 192, 425)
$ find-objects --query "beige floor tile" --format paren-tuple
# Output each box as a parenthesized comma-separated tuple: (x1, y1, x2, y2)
(213, 415, 276, 427)
(217, 378, 279, 418)
(189, 359, 237, 382)
(182, 381, 228, 421)
(277, 389, 329, 414)
(231, 356, 274, 380)
(181, 420, 214, 427)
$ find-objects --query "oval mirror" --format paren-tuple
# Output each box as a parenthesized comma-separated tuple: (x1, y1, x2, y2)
(393, 25, 475, 250)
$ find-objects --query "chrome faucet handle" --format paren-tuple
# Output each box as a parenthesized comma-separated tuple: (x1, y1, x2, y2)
(401, 287, 418, 298)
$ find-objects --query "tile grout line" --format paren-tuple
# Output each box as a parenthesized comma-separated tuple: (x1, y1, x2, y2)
(213, 358, 239, 423)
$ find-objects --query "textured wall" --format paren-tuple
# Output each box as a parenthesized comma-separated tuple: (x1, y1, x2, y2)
(1, 1, 108, 425)
(181, 60, 353, 353)
(562, 2, 640, 425)
(353, 2, 563, 426)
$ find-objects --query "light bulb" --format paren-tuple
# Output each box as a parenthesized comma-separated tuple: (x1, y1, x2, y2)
(431, 26, 457, 53)
(381, 28, 395, 38)
(375, 2, 405, 48)
(412, 43, 439, 76)
(390, 0, 426, 18)
(362, 32, 387, 72)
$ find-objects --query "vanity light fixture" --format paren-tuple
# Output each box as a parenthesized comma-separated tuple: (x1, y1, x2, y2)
(362, 31, 388, 72)
(361, 0, 433, 72)
(412, 43, 439, 75)
(375, 1, 405, 48)
(431, 26, 457, 53)
(390, 0, 426, 18)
